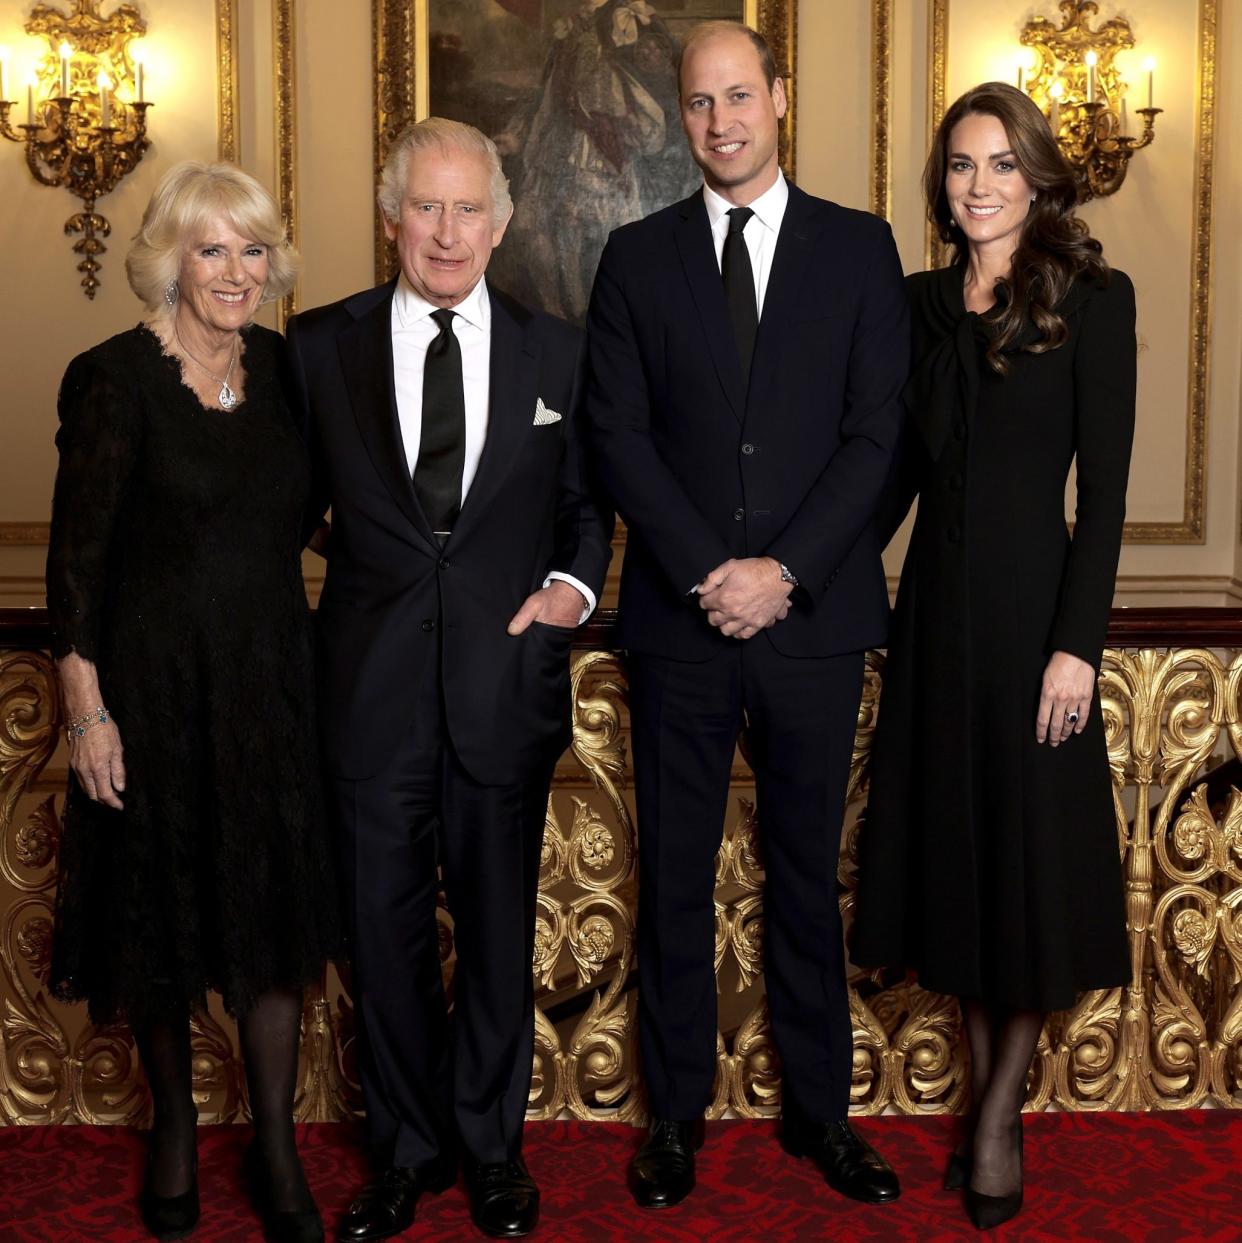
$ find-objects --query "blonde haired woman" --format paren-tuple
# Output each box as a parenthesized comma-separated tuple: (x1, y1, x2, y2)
(46, 161, 339, 1243)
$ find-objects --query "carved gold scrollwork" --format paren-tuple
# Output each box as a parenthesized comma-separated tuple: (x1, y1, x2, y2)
(4, 636, 1242, 1123)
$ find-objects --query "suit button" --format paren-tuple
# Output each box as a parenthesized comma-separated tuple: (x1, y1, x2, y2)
(953, 421, 966, 440)
(438, 558, 450, 570)
(741, 443, 755, 456)
(947, 525, 961, 543)
(421, 620, 436, 632)
(949, 473, 963, 491)
(733, 508, 745, 521)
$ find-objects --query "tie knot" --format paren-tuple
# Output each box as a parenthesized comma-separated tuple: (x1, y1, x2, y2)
(430, 308, 456, 334)
(727, 207, 754, 235)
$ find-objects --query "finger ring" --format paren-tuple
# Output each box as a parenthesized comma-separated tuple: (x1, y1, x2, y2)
(1065, 711, 1079, 725)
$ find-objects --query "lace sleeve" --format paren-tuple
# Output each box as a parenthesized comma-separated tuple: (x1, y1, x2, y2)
(45, 352, 142, 662)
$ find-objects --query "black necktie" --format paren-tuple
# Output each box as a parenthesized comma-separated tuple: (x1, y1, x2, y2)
(722, 206, 758, 382)
(415, 308, 466, 537)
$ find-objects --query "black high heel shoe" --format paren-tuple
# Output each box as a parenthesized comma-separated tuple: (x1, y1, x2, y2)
(242, 1140, 324, 1243)
(140, 1149, 200, 1241)
(943, 1151, 971, 1191)
(965, 1120, 1024, 1231)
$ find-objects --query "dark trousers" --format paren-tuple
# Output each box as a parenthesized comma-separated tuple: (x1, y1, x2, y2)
(330, 650, 550, 1168)
(627, 639, 864, 1122)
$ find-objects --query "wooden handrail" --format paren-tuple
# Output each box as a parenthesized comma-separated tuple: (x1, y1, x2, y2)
(5, 605, 1242, 650)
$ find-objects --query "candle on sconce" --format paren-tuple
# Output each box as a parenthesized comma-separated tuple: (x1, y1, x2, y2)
(133, 46, 144, 103)
(0, 48, 9, 102)
(97, 70, 110, 127)
(1142, 57, 1156, 108)
(26, 73, 35, 125)
(1049, 79, 1064, 132)
(1085, 50, 1097, 104)
(59, 41, 71, 97)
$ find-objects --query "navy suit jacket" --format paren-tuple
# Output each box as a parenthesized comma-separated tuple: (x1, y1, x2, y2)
(586, 181, 909, 660)
(287, 279, 613, 783)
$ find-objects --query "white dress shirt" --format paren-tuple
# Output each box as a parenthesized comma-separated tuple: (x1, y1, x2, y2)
(391, 274, 595, 620)
(703, 171, 789, 315)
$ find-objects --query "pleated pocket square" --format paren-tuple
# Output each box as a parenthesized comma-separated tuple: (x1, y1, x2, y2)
(533, 398, 562, 426)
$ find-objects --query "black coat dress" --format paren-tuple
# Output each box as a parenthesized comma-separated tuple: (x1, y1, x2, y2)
(46, 324, 341, 1024)
(851, 265, 1135, 1011)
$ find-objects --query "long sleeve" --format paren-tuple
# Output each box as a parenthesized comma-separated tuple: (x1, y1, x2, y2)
(766, 221, 910, 599)
(284, 314, 332, 547)
(45, 353, 142, 662)
(549, 332, 615, 610)
(1047, 272, 1137, 667)
(585, 236, 734, 594)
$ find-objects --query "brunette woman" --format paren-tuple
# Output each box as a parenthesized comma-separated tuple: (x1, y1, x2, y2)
(852, 82, 1135, 1231)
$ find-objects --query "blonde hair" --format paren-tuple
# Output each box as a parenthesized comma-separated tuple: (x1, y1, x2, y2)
(126, 161, 300, 315)
(378, 117, 513, 227)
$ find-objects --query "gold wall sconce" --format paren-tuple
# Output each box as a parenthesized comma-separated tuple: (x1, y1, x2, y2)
(1016, 0, 1160, 201)
(0, 1, 152, 299)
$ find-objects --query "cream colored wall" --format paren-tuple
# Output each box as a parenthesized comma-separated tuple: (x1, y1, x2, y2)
(1, 0, 1239, 606)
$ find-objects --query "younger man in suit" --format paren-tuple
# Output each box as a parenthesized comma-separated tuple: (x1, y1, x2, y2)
(286, 118, 611, 1241)
(586, 21, 908, 1211)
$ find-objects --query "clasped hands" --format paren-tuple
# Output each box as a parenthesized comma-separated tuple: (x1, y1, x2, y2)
(697, 557, 792, 640)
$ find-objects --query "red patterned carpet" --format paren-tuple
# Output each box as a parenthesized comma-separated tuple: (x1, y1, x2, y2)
(2, 1113, 1239, 1242)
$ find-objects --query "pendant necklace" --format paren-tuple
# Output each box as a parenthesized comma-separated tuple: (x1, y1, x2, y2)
(175, 325, 240, 410)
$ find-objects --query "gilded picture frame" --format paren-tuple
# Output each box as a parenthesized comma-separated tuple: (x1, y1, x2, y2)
(371, 0, 797, 322)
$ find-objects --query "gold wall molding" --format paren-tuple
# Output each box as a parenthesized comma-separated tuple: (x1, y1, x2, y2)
(216, 0, 239, 163)
(273, 0, 298, 329)
(371, 0, 797, 285)
(870, 0, 893, 220)
(4, 631, 1242, 1124)
(924, 0, 948, 270)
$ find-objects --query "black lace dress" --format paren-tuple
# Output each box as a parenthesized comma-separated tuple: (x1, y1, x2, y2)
(46, 323, 340, 1024)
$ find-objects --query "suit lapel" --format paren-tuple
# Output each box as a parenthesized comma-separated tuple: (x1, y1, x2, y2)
(673, 193, 745, 422)
(336, 281, 439, 552)
(746, 183, 822, 412)
(450, 286, 538, 543)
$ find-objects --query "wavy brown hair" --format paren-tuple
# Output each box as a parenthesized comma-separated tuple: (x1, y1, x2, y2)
(925, 81, 1107, 374)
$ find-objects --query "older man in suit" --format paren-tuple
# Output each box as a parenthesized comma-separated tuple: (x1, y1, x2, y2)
(585, 21, 908, 1211)
(286, 118, 612, 1241)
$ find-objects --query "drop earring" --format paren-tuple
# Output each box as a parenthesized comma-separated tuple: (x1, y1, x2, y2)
(164, 279, 179, 306)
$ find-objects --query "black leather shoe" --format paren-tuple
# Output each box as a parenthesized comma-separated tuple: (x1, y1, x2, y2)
(140, 1151, 200, 1241)
(627, 1118, 705, 1210)
(242, 1142, 324, 1243)
(463, 1156, 539, 1238)
(780, 1115, 900, 1204)
(336, 1159, 457, 1242)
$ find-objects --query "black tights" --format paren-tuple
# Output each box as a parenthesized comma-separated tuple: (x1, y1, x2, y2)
(958, 999, 1044, 1197)
(135, 988, 312, 1212)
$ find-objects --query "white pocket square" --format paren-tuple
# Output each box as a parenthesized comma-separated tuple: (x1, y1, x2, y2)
(533, 398, 562, 426)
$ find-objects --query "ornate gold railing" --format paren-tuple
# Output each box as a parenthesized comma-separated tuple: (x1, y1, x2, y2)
(2, 606, 1241, 1124)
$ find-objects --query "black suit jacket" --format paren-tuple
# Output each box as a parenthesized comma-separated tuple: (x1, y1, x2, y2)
(586, 182, 909, 660)
(286, 280, 613, 784)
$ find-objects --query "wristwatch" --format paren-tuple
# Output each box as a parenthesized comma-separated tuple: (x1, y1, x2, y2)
(778, 562, 799, 587)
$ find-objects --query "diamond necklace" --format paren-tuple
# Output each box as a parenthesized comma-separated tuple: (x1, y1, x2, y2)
(174, 324, 240, 410)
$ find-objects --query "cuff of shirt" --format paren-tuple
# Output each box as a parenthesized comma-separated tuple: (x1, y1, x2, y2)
(544, 572, 596, 625)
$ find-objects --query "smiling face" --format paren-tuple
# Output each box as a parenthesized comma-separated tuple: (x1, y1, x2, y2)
(679, 30, 787, 206)
(944, 111, 1035, 259)
(384, 144, 509, 308)
(177, 215, 269, 336)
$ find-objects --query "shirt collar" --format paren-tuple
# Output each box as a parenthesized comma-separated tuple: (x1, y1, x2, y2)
(394, 272, 491, 333)
(702, 171, 789, 235)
